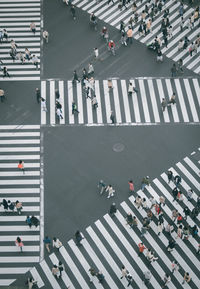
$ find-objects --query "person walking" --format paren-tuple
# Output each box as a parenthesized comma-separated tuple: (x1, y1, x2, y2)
(1, 199, 8, 211)
(183, 206, 190, 220)
(3, 66, 10, 78)
(98, 180, 106, 194)
(41, 98, 48, 112)
(171, 260, 179, 273)
(18, 160, 25, 174)
(43, 236, 51, 253)
(26, 216, 32, 228)
(72, 70, 80, 84)
(91, 95, 98, 109)
(52, 237, 62, 251)
(174, 175, 181, 188)
(143, 270, 151, 285)
(32, 55, 39, 70)
(138, 242, 146, 256)
(162, 273, 171, 288)
(106, 185, 115, 198)
(187, 188, 193, 201)
(75, 230, 83, 246)
(109, 203, 117, 217)
(15, 237, 24, 252)
(0, 88, 5, 102)
(182, 272, 191, 284)
(89, 267, 97, 282)
(96, 271, 105, 283)
(8, 200, 15, 212)
(126, 273, 133, 287)
(171, 63, 177, 77)
(58, 261, 65, 278)
(36, 88, 41, 103)
(30, 216, 39, 227)
(43, 30, 49, 43)
(128, 82, 137, 97)
(161, 98, 167, 111)
(70, 5, 76, 20)
(52, 265, 59, 279)
(30, 22, 36, 34)
(128, 180, 134, 194)
(120, 265, 128, 279)
(110, 111, 115, 123)
(167, 170, 173, 183)
(94, 48, 99, 60)
(167, 239, 176, 252)
(141, 176, 150, 191)
(72, 100, 79, 114)
(15, 200, 23, 215)
(26, 277, 37, 289)
(88, 63, 94, 76)
(127, 26, 133, 45)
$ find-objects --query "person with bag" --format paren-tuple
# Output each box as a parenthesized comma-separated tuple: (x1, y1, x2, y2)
(15, 237, 24, 252)
(58, 260, 65, 278)
(52, 237, 62, 251)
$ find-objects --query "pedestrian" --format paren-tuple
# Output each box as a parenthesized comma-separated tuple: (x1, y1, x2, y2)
(41, 98, 48, 112)
(30, 215, 39, 227)
(135, 195, 142, 209)
(89, 267, 96, 282)
(109, 203, 117, 217)
(52, 265, 59, 279)
(98, 180, 106, 195)
(149, 196, 156, 209)
(70, 5, 76, 20)
(128, 180, 134, 194)
(43, 236, 51, 253)
(96, 271, 104, 283)
(174, 175, 181, 187)
(182, 272, 191, 284)
(15, 200, 23, 215)
(157, 221, 163, 236)
(75, 230, 83, 246)
(19, 51, 25, 64)
(178, 58, 183, 73)
(126, 273, 133, 287)
(58, 261, 65, 278)
(191, 207, 199, 220)
(56, 108, 64, 120)
(172, 187, 178, 201)
(159, 196, 165, 206)
(177, 213, 183, 225)
(15, 237, 24, 252)
(43, 30, 49, 43)
(157, 49, 163, 62)
(196, 244, 200, 254)
(171, 260, 179, 273)
(167, 239, 176, 252)
(26, 216, 32, 228)
(165, 223, 174, 237)
(138, 242, 146, 256)
(8, 200, 15, 211)
(110, 111, 115, 123)
(36, 88, 41, 103)
(167, 170, 173, 183)
(52, 237, 62, 251)
(30, 22, 36, 34)
(192, 225, 198, 237)
(25, 48, 31, 61)
(3, 66, 10, 78)
(94, 48, 99, 59)
(91, 95, 98, 109)
(1, 199, 8, 211)
(88, 63, 94, 76)
(121, 31, 127, 46)
(127, 26, 133, 45)
(146, 250, 158, 263)
(120, 265, 128, 279)
(106, 184, 115, 198)
(3, 28, 8, 42)
(72, 70, 80, 84)
(171, 63, 177, 77)
(0, 88, 5, 102)
(26, 277, 37, 289)
(187, 188, 193, 201)
(126, 212, 133, 227)
(72, 100, 79, 114)
(141, 176, 150, 191)
(182, 224, 190, 240)
(143, 270, 151, 285)
(161, 98, 167, 111)
(183, 206, 190, 220)
(162, 273, 171, 288)
(18, 160, 25, 174)
(32, 55, 39, 70)
(171, 209, 178, 221)
(142, 198, 147, 209)
(176, 224, 183, 239)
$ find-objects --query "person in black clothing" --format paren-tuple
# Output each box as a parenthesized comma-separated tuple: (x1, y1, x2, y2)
(172, 187, 178, 201)
(96, 271, 104, 283)
(31, 216, 39, 227)
(126, 273, 133, 287)
(109, 203, 117, 217)
(72, 70, 80, 84)
(8, 200, 15, 211)
(183, 206, 190, 220)
(35, 88, 41, 103)
(70, 5, 76, 20)
(167, 239, 176, 252)
(167, 170, 173, 183)
(3, 66, 10, 78)
(55, 89, 60, 99)
(75, 230, 83, 246)
(174, 175, 181, 188)
(1, 199, 8, 211)
(110, 111, 115, 123)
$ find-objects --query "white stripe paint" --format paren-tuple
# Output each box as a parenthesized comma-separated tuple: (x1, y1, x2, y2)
(30, 267, 45, 288)
(183, 79, 199, 122)
(147, 79, 160, 122)
(130, 79, 140, 122)
(112, 79, 122, 123)
(95, 80, 103, 124)
(68, 81, 74, 124)
(165, 79, 179, 122)
(50, 81, 55, 125)
(174, 79, 189, 122)
(138, 79, 150, 122)
(156, 79, 170, 122)
(41, 81, 46, 125)
(121, 80, 131, 123)
(77, 82, 84, 124)
(40, 260, 61, 289)
(0, 256, 40, 263)
(103, 80, 112, 123)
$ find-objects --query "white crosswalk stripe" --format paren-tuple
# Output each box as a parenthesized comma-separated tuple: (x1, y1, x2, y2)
(0, 125, 41, 286)
(0, 0, 41, 81)
(41, 78, 200, 125)
(34, 148, 199, 289)
(74, 0, 200, 74)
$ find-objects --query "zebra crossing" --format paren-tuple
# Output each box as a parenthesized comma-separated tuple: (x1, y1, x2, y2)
(0, 0, 41, 81)
(27, 148, 200, 289)
(41, 78, 200, 125)
(0, 125, 42, 287)
(72, 0, 200, 74)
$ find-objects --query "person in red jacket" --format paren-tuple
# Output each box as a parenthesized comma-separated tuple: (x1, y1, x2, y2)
(128, 180, 134, 194)
(138, 242, 146, 256)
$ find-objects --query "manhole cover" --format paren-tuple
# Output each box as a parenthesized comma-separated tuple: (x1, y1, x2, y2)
(113, 143, 125, 152)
